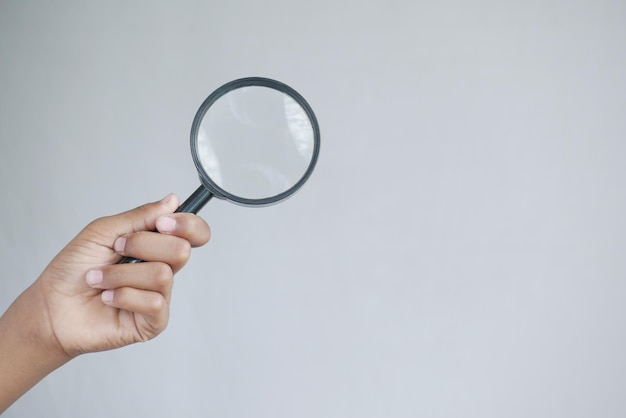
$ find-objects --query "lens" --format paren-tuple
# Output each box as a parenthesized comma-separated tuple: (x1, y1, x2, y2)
(192, 79, 319, 204)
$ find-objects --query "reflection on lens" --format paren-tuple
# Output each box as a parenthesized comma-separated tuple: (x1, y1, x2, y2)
(196, 130, 222, 188)
(196, 86, 315, 200)
(284, 95, 314, 159)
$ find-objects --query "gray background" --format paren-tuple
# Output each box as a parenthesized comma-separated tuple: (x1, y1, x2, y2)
(1, 1, 625, 417)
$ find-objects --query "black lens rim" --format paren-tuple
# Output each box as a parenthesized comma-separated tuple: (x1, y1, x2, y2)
(190, 77, 321, 207)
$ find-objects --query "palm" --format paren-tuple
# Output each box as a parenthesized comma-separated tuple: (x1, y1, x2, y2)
(42, 230, 150, 355)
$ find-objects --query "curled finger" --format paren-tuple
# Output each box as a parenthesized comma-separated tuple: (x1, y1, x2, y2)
(85, 262, 173, 298)
(155, 214, 211, 247)
(101, 287, 170, 341)
(114, 232, 191, 272)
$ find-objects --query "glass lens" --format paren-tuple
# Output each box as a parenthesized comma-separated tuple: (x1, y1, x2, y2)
(195, 86, 316, 200)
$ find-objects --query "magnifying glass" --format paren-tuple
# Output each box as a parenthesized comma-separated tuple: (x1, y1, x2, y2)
(121, 77, 320, 264)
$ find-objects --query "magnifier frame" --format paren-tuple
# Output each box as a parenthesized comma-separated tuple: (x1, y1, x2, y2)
(120, 77, 320, 263)
(190, 77, 321, 207)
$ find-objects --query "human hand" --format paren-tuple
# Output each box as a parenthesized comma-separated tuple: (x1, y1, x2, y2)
(35, 193, 211, 357)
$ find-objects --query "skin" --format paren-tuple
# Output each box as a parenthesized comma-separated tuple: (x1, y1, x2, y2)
(0, 194, 211, 413)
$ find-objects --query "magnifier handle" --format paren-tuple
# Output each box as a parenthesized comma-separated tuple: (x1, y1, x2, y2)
(118, 186, 213, 264)
(174, 185, 213, 214)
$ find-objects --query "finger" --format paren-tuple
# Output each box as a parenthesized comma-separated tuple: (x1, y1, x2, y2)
(85, 193, 180, 244)
(101, 287, 169, 339)
(155, 214, 211, 247)
(114, 231, 191, 272)
(85, 262, 173, 298)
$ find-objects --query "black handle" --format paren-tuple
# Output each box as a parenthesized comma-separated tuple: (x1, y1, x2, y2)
(174, 185, 213, 214)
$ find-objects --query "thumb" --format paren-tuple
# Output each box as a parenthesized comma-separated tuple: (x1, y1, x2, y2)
(90, 194, 180, 241)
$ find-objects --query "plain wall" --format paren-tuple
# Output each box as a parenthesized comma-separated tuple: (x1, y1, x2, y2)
(1, 1, 626, 417)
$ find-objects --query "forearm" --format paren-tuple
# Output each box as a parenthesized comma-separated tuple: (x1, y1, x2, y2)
(0, 282, 70, 414)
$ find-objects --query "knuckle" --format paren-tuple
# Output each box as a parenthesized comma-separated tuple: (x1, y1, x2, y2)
(200, 221, 211, 244)
(147, 293, 166, 314)
(153, 263, 173, 289)
(192, 216, 211, 238)
(129, 203, 159, 231)
(173, 239, 192, 264)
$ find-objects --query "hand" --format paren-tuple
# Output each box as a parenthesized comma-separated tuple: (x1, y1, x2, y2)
(0, 194, 211, 412)
(36, 193, 211, 356)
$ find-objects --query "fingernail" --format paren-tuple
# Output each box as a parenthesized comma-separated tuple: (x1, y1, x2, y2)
(114, 236, 126, 254)
(156, 216, 176, 233)
(160, 193, 175, 205)
(86, 269, 103, 286)
(101, 290, 114, 304)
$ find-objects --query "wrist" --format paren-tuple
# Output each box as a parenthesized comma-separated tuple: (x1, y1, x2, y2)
(0, 281, 72, 413)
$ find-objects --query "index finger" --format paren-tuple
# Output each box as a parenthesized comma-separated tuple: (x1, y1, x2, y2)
(155, 214, 211, 248)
